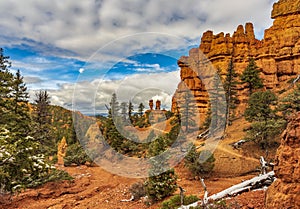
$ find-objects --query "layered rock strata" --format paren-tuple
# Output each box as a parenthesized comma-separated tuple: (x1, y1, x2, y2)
(172, 0, 300, 117)
(265, 112, 300, 208)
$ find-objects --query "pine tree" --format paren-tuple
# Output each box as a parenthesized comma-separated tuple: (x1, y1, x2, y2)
(109, 93, 119, 118)
(34, 90, 51, 126)
(138, 102, 145, 116)
(224, 59, 239, 125)
(33, 90, 54, 152)
(103, 93, 126, 153)
(279, 84, 300, 118)
(128, 101, 134, 123)
(240, 58, 263, 95)
(209, 72, 226, 134)
(180, 90, 197, 133)
(120, 102, 128, 120)
(0, 49, 71, 194)
(12, 70, 29, 112)
(10, 70, 31, 135)
(145, 136, 177, 201)
(244, 90, 277, 122)
(0, 48, 13, 126)
(244, 91, 285, 149)
(184, 144, 215, 178)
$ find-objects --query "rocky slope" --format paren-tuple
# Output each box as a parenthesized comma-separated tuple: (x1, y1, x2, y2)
(172, 0, 300, 117)
(265, 112, 300, 208)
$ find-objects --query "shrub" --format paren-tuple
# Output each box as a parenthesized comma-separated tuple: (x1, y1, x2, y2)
(0, 128, 73, 193)
(144, 169, 177, 202)
(184, 145, 215, 178)
(189, 199, 240, 209)
(160, 194, 199, 209)
(26, 168, 73, 188)
(63, 143, 92, 166)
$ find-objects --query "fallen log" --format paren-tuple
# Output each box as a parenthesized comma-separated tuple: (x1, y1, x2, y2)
(197, 129, 209, 139)
(207, 171, 274, 201)
(178, 171, 275, 209)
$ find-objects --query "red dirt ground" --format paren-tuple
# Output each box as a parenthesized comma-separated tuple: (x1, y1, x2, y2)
(0, 165, 266, 209)
(0, 118, 275, 209)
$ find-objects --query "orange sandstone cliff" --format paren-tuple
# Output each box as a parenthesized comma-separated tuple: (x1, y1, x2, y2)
(172, 0, 300, 117)
(265, 112, 300, 208)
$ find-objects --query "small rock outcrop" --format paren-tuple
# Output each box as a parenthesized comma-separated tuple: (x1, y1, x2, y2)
(172, 0, 300, 117)
(265, 112, 300, 208)
(57, 136, 68, 165)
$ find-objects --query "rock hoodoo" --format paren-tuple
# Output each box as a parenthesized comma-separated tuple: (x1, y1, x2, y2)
(57, 136, 68, 165)
(265, 112, 300, 208)
(172, 0, 300, 117)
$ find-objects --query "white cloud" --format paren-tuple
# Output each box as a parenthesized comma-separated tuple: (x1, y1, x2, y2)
(49, 70, 180, 115)
(134, 63, 165, 73)
(0, 0, 277, 61)
(79, 68, 85, 73)
(0, 0, 278, 114)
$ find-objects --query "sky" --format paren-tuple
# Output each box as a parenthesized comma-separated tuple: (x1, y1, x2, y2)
(0, 0, 277, 115)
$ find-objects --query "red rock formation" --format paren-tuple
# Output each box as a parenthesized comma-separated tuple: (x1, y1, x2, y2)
(172, 0, 300, 118)
(155, 100, 161, 110)
(149, 99, 153, 110)
(265, 112, 300, 208)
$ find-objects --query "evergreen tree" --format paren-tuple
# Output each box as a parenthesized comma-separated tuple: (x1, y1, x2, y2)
(33, 90, 54, 153)
(103, 93, 129, 153)
(138, 102, 145, 116)
(0, 48, 13, 126)
(34, 90, 51, 126)
(209, 72, 226, 134)
(240, 58, 263, 95)
(224, 59, 239, 125)
(145, 136, 177, 201)
(279, 84, 300, 118)
(0, 49, 71, 193)
(244, 91, 285, 149)
(120, 102, 128, 119)
(12, 70, 29, 112)
(244, 90, 277, 122)
(180, 90, 197, 133)
(184, 144, 215, 178)
(128, 101, 134, 123)
(109, 93, 119, 118)
(10, 70, 31, 135)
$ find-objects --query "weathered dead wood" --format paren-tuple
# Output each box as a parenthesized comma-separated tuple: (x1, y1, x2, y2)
(178, 171, 275, 209)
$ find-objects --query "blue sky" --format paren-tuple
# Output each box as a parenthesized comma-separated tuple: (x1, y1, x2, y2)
(0, 0, 277, 114)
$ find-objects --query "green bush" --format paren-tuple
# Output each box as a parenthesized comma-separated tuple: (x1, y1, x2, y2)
(26, 168, 73, 188)
(185, 145, 215, 178)
(160, 194, 199, 209)
(145, 169, 177, 202)
(189, 199, 238, 209)
(63, 143, 92, 166)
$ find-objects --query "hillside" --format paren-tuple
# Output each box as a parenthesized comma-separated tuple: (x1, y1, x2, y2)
(1, 115, 273, 209)
(2, 97, 284, 208)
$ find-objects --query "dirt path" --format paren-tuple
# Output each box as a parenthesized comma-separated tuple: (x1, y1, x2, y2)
(216, 142, 259, 163)
(0, 164, 266, 209)
(0, 118, 270, 209)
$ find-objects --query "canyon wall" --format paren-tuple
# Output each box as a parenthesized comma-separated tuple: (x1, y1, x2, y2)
(265, 112, 300, 208)
(172, 0, 300, 118)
